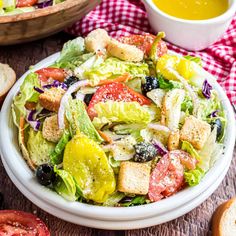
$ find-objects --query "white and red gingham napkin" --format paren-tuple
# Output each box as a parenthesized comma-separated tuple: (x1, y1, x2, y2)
(66, 0, 236, 105)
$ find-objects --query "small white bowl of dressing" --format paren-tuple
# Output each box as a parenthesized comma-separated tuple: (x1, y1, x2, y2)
(142, 0, 236, 51)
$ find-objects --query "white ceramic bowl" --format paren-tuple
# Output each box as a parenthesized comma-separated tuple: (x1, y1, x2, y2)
(0, 53, 235, 229)
(142, 0, 236, 51)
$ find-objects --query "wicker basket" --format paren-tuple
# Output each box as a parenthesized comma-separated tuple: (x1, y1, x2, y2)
(0, 0, 101, 45)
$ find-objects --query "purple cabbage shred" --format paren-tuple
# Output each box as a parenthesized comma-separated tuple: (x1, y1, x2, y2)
(37, 0, 53, 8)
(202, 80, 212, 99)
(34, 86, 44, 94)
(43, 80, 67, 90)
(209, 110, 219, 118)
(152, 141, 168, 156)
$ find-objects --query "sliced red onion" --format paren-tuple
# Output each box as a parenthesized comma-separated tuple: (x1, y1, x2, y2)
(34, 86, 44, 94)
(76, 91, 85, 101)
(26, 110, 41, 131)
(58, 80, 89, 129)
(152, 140, 168, 156)
(148, 123, 170, 133)
(166, 67, 199, 115)
(202, 79, 212, 99)
(209, 110, 219, 118)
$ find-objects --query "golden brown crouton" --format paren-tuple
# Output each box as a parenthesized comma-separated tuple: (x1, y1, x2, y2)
(107, 39, 144, 62)
(85, 28, 110, 52)
(39, 87, 65, 112)
(42, 115, 63, 143)
(168, 130, 180, 151)
(118, 161, 151, 195)
(180, 115, 211, 150)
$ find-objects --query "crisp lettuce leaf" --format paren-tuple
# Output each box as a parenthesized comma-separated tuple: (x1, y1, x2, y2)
(53, 167, 82, 202)
(181, 141, 201, 161)
(65, 98, 103, 143)
(184, 167, 204, 187)
(103, 192, 125, 206)
(85, 57, 149, 85)
(50, 130, 71, 165)
(12, 72, 40, 127)
(181, 95, 193, 114)
(93, 101, 153, 128)
(56, 37, 86, 69)
(184, 55, 202, 66)
(121, 196, 148, 207)
(27, 129, 55, 166)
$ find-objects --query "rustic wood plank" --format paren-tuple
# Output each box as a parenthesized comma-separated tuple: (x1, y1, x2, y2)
(0, 32, 235, 236)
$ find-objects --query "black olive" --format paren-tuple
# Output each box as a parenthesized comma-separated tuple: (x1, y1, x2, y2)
(64, 76, 79, 87)
(84, 93, 94, 106)
(211, 118, 223, 140)
(141, 76, 159, 96)
(36, 164, 55, 186)
(0, 193, 3, 209)
(133, 142, 157, 162)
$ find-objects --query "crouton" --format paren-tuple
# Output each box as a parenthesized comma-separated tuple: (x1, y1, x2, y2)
(107, 39, 144, 62)
(180, 115, 211, 150)
(118, 161, 151, 195)
(168, 130, 180, 151)
(42, 115, 63, 143)
(39, 87, 65, 112)
(85, 28, 110, 52)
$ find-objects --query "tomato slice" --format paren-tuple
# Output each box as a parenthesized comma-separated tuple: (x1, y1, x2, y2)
(148, 151, 186, 202)
(119, 34, 167, 58)
(87, 82, 151, 119)
(35, 68, 66, 82)
(16, 0, 38, 7)
(0, 210, 50, 235)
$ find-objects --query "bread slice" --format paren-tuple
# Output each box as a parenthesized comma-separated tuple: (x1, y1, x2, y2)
(0, 63, 16, 104)
(212, 198, 236, 236)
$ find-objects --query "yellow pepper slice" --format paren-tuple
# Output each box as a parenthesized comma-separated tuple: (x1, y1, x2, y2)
(63, 132, 116, 203)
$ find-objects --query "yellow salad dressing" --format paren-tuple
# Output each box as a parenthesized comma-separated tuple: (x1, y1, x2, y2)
(152, 0, 229, 20)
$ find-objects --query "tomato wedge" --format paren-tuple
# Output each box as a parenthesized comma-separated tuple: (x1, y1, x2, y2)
(35, 68, 66, 82)
(119, 34, 167, 58)
(16, 0, 38, 7)
(148, 151, 188, 202)
(0, 210, 50, 235)
(87, 82, 151, 119)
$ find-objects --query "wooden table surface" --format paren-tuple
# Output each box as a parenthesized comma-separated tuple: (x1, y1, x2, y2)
(0, 32, 235, 236)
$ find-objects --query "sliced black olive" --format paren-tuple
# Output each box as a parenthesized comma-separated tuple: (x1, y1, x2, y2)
(133, 142, 157, 162)
(211, 118, 223, 140)
(141, 76, 159, 96)
(64, 76, 79, 87)
(84, 93, 94, 106)
(36, 164, 55, 186)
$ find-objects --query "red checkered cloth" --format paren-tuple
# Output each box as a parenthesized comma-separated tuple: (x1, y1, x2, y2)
(66, 0, 236, 105)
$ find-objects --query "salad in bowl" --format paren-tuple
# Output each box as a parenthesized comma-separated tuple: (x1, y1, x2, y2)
(11, 29, 226, 207)
(0, 0, 64, 15)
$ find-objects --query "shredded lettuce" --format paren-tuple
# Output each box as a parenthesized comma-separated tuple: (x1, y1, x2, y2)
(121, 196, 148, 207)
(27, 129, 56, 166)
(93, 101, 153, 128)
(85, 57, 149, 85)
(12, 72, 40, 127)
(53, 167, 82, 202)
(65, 98, 103, 143)
(103, 192, 125, 206)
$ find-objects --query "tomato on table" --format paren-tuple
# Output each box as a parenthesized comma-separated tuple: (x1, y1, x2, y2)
(35, 68, 66, 82)
(87, 82, 151, 119)
(16, 0, 38, 7)
(0, 210, 50, 235)
(119, 34, 168, 58)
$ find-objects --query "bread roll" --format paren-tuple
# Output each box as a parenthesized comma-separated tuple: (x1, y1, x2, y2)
(0, 63, 16, 104)
(212, 198, 236, 236)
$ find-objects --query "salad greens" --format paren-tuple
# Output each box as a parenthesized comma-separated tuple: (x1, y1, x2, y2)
(12, 29, 226, 207)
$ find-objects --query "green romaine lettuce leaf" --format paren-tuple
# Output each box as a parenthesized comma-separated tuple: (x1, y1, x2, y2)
(121, 196, 148, 207)
(93, 101, 153, 128)
(103, 192, 125, 206)
(65, 98, 103, 143)
(53, 167, 82, 202)
(50, 130, 71, 165)
(181, 141, 201, 161)
(12, 72, 40, 127)
(27, 129, 55, 166)
(85, 57, 149, 85)
(56, 37, 86, 69)
(184, 167, 204, 187)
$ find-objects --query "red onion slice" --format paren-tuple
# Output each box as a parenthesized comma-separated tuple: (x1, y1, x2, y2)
(58, 80, 89, 129)
(152, 139, 168, 156)
(148, 123, 170, 133)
